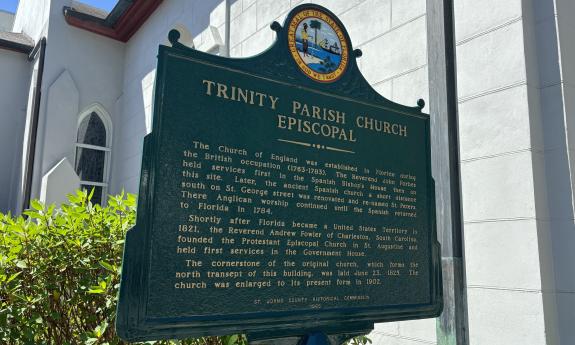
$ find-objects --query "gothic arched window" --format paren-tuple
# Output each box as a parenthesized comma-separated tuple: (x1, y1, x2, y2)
(75, 108, 111, 205)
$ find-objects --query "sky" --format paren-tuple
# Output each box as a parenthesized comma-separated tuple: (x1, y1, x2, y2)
(0, 0, 119, 14)
(0, 0, 18, 13)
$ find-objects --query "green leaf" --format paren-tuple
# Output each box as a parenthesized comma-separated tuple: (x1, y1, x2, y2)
(223, 335, 239, 345)
(99, 261, 115, 272)
(30, 199, 43, 211)
(15, 260, 27, 269)
(6, 272, 22, 283)
(87, 187, 95, 201)
(23, 210, 42, 219)
(85, 338, 98, 345)
(95, 321, 108, 337)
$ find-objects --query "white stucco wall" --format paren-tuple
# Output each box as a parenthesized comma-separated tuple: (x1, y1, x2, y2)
(454, 0, 575, 344)
(27, 0, 125, 204)
(12, 0, 51, 40)
(523, 0, 575, 343)
(0, 50, 32, 213)
(0, 10, 15, 31)
(39, 157, 80, 206)
(110, 0, 229, 195)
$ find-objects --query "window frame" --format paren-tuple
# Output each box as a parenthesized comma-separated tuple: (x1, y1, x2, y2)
(75, 103, 113, 205)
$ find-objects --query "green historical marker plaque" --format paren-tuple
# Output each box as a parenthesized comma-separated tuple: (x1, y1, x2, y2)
(116, 4, 442, 343)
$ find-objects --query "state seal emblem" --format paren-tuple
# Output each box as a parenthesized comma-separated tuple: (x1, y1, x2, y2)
(288, 8, 349, 83)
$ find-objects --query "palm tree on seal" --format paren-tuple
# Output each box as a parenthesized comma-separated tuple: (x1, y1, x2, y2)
(310, 20, 322, 47)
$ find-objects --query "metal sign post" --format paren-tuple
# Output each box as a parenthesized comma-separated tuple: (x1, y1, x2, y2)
(426, 0, 470, 344)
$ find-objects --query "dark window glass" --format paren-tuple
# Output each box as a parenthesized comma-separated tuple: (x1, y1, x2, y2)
(75, 148, 105, 182)
(77, 112, 106, 146)
(81, 185, 103, 205)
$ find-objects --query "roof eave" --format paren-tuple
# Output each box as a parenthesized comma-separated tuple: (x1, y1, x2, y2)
(0, 35, 34, 55)
(63, 0, 163, 43)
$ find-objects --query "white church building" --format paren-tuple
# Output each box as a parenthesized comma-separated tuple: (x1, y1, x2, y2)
(0, 0, 574, 344)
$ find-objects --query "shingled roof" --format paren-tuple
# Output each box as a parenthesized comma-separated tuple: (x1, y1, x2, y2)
(0, 31, 34, 54)
(70, 0, 109, 20)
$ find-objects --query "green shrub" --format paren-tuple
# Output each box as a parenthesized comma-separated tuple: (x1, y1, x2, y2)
(0, 190, 369, 344)
(0, 190, 229, 345)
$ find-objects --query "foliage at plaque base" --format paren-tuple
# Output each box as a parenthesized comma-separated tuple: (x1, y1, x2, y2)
(0, 190, 370, 344)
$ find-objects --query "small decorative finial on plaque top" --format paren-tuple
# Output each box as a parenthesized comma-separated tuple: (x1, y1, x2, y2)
(168, 29, 195, 51)
(418, 98, 426, 110)
(271, 21, 282, 33)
